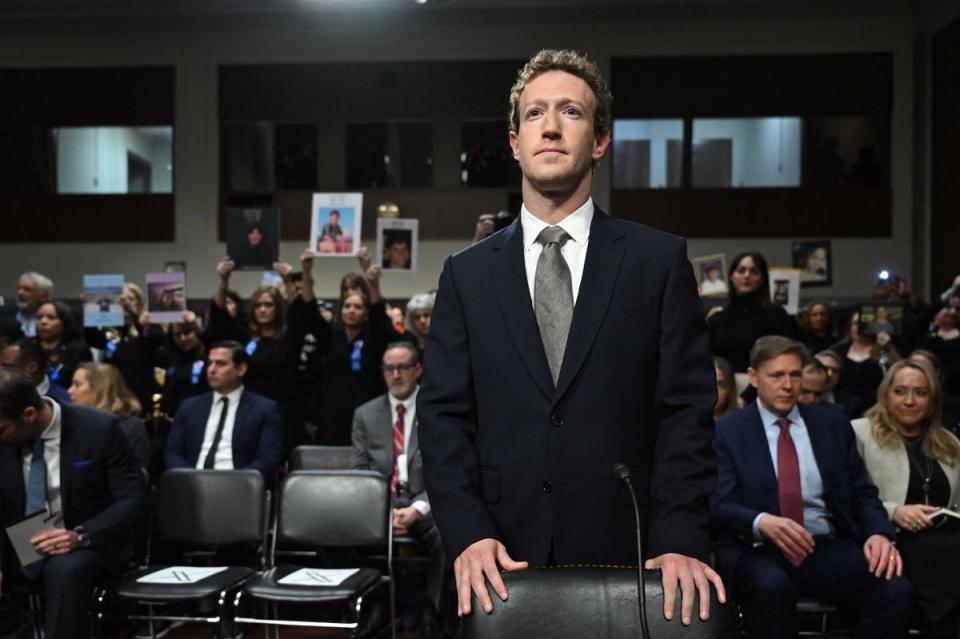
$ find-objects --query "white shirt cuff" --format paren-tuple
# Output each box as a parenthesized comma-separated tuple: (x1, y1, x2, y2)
(412, 500, 431, 517)
(752, 513, 767, 542)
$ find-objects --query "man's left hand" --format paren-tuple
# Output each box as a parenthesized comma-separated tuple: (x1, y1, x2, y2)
(863, 534, 902, 580)
(31, 529, 80, 556)
(645, 553, 726, 625)
(393, 506, 421, 537)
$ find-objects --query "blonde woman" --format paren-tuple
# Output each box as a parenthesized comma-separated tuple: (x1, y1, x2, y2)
(69, 362, 151, 472)
(853, 358, 960, 637)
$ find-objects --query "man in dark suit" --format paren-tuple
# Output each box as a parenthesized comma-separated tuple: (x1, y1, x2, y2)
(712, 336, 913, 638)
(816, 349, 866, 419)
(0, 366, 147, 638)
(418, 49, 722, 624)
(0, 338, 71, 405)
(165, 341, 284, 476)
(352, 341, 446, 631)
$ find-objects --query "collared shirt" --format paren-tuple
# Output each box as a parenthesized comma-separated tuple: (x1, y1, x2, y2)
(387, 387, 429, 516)
(752, 401, 833, 539)
(36, 375, 51, 397)
(520, 197, 593, 307)
(21, 398, 63, 518)
(17, 310, 36, 337)
(195, 386, 244, 470)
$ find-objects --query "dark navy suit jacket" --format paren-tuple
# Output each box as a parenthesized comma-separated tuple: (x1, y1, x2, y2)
(418, 211, 717, 567)
(165, 389, 284, 476)
(711, 400, 894, 579)
(0, 403, 147, 574)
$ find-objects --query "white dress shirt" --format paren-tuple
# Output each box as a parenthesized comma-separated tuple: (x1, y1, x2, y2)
(21, 398, 63, 518)
(520, 197, 593, 307)
(387, 387, 430, 516)
(195, 386, 244, 470)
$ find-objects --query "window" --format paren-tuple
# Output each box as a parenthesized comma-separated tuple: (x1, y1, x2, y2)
(691, 117, 801, 188)
(460, 120, 521, 188)
(53, 126, 173, 194)
(612, 119, 683, 188)
(346, 122, 433, 189)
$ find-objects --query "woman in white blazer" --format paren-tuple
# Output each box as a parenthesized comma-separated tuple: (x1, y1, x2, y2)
(853, 358, 960, 637)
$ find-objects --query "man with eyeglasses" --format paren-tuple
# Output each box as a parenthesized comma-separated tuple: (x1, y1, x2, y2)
(351, 341, 447, 634)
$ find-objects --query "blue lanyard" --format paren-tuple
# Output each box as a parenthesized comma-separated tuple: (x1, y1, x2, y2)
(351, 339, 364, 373)
(49, 364, 62, 382)
(190, 360, 205, 385)
(245, 339, 258, 356)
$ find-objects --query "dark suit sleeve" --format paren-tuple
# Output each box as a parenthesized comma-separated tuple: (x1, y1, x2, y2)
(647, 238, 718, 561)
(81, 418, 147, 548)
(351, 407, 373, 470)
(840, 416, 895, 540)
(710, 420, 762, 540)
(241, 399, 284, 476)
(418, 256, 500, 560)
(120, 416, 151, 473)
(164, 404, 194, 469)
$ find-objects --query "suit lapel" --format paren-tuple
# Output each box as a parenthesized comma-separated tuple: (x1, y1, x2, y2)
(232, 391, 252, 463)
(746, 403, 779, 502)
(554, 211, 625, 403)
(799, 404, 835, 495)
(59, 405, 75, 515)
(489, 219, 554, 400)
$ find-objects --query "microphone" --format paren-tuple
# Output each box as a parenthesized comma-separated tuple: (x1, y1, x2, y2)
(613, 463, 652, 639)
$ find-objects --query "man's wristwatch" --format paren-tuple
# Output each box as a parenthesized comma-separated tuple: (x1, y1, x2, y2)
(73, 526, 92, 548)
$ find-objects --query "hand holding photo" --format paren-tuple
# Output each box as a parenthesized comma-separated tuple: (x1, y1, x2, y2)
(310, 193, 363, 256)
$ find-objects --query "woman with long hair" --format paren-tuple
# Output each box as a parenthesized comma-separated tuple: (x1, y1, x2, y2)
(69, 362, 151, 471)
(830, 310, 899, 411)
(853, 359, 960, 637)
(713, 356, 738, 419)
(798, 301, 835, 354)
(707, 252, 796, 372)
(34, 300, 91, 390)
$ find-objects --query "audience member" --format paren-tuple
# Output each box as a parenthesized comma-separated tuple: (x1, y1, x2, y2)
(911, 349, 960, 437)
(815, 349, 866, 419)
(798, 359, 829, 406)
(0, 272, 53, 338)
(712, 336, 913, 639)
(0, 338, 71, 405)
(84, 282, 163, 412)
(0, 367, 147, 639)
(918, 295, 960, 405)
(351, 341, 446, 632)
(207, 257, 312, 449)
(830, 311, 897, 412)
(713, 356, 738, 419)
(69, 363, 151, 472)
(34, 301, 90, 391)
(298, 250, 394, 445)
(165, 341, 284, 477)
(404, 292, 435, 353)
(797, 302, 835, 354)
(853, 359, 960, 637)
(160, 311, 209, 418)
(708, 252, 797, 372)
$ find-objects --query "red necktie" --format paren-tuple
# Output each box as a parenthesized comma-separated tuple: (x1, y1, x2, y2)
(392, 404, 406, 497)
(776, 417, 805, 566)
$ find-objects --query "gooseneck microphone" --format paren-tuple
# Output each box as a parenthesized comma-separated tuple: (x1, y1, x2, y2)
(613, 463, 652, 639)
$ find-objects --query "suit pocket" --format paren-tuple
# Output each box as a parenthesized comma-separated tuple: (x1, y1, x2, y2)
(480, 467, 500, 504)
(72, 459, 95, 470)
(619, 467, 651, 506)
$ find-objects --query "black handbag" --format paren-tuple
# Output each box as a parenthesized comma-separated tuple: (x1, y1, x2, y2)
(462, 565, 741, 639)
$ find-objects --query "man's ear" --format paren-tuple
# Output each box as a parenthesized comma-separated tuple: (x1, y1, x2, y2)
(747, 367, 758, 389)
(592, 129, 611, 161)
(509, 130, 520, 161)
(237, 362, 249, 378)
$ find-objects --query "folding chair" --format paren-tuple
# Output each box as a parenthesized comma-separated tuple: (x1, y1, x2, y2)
(288, 445, 354, 470)
(233, 470, 395, 639)
(93, 469, 269, 639)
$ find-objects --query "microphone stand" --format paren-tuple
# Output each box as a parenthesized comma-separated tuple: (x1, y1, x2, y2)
(614, 463, 652, 639)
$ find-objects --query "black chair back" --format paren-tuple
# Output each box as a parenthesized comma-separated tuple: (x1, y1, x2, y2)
(278, 470, 389, 548)
(462, 567, 739, 639)
(155, 469, 266, 546)
(288, 445, 353, 470)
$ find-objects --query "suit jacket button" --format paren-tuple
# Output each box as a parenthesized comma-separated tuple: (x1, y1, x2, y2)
(551, 413, 564, 426)
(542, 481, 552, 493)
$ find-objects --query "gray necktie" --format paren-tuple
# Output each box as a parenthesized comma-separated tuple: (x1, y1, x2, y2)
(534, 225, 574, 385)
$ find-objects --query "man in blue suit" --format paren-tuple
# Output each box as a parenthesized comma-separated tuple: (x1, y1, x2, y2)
(712, 336, 913, 638)
(0, 366, 147, 638)
(419, 49, 723, 625)
(165, 341, 283, 477)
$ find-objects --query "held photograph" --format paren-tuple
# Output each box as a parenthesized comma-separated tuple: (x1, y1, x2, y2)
(145, 272, 187, 323)
(768, 268, 801, 315)
(226, 207, 280, 271)
(377, 218, 419, 272)
(83, 274, 125, 328)
(692, 253, 729, 297)
(310, 193, 363, 256)
(791, 239, 832, 287)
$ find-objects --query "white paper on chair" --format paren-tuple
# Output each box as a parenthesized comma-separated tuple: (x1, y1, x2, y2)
(136, 566, 229, 584)
(277, 568, 360, 586)
(929, 508, 960, 520)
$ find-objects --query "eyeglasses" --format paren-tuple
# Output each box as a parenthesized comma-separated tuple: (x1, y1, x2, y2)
(382, 364, 416, 374)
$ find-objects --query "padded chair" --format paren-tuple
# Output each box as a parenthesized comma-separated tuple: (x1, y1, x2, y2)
(93, 469, 269, 639)
(461, 566, 739, 639)
(288, 445, 354, 470)
(233, 470, 395, 639)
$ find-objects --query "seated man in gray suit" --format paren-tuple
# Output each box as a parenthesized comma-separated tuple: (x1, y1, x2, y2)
(351, 341, 447, 632)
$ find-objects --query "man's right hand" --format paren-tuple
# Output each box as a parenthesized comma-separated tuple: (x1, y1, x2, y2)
(757, 514, 815, 562)
(454, 538, 528, 616)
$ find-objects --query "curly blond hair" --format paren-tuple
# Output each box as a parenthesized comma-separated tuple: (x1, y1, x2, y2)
(508, 49, 612, 138)
(866, 358, 960, 466)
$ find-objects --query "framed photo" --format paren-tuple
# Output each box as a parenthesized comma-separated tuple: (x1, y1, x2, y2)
(858, 304, 904, 337)
(791, 240, 832, 287)
(83, 274, 124, 328)
(146, 272, 187, 323)
(376, 218, 419, 273)
(310, 193, 363, 256)
(227, 207, 280, 271)
(692, 253, 728, 297)
(768, 268, 802, 316)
